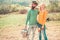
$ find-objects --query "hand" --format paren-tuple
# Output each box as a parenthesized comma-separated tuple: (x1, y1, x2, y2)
(42, 26, 44, 30)
(38, 28, 41, 32)
(25, 25, 27, 29)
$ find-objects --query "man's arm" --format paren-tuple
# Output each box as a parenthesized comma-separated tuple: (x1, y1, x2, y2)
(26, 11, 30, 25)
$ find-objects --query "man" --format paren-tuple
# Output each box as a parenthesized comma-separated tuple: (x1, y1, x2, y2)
(25, 1, 38, 40)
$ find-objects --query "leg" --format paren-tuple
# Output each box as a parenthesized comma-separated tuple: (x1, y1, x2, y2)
(31, 26, 36, 40)
(37, 22, 42, 40)
(39, 28, 42, 40)
(27, 26, 31, 40)
(43, 25, 48, 40)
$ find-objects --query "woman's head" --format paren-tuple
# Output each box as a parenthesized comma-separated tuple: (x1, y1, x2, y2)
(40, 4, 46, 10)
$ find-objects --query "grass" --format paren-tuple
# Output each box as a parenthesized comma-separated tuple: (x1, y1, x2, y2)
(47, 13, 60, 21)
(0, 12, 60, 29)
(46, 21, 60, 26)
(0, 13, 26, 28)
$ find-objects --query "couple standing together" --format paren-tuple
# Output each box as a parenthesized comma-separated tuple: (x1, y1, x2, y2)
(25, 1, 48, 40)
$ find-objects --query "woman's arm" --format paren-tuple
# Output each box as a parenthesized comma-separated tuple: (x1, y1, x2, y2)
(42, 10, 48, 25)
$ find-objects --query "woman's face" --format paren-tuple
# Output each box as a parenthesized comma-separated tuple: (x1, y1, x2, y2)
(40, 4, 45, 10)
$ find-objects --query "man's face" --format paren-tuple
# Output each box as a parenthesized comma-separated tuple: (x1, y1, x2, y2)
(31, 3, 37, 9)
(32, 3, 37, 7)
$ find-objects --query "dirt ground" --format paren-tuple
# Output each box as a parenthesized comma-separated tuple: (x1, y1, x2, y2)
(0, 22, 60, 40)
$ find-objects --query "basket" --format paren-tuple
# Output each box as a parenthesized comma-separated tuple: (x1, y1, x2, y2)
(21, 29, 28, 38)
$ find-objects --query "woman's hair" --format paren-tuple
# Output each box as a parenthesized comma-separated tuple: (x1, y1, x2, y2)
(41, 4, 46, 8)
(40, 4, 46, 10)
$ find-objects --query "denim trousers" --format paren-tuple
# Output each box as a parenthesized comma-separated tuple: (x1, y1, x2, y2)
(37, 23, 48, 40)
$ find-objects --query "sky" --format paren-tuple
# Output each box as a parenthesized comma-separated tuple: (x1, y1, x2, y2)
(0, 0, 50, 6)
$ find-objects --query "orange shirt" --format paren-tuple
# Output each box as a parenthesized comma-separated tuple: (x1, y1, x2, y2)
(37, 10, 48, 25)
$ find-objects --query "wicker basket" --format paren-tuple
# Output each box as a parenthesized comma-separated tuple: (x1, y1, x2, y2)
(21, 29, 28, 38)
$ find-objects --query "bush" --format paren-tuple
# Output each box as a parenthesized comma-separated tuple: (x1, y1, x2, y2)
(0, 4, 24, 14)
(47, 1, 60, 12)
(19, 9, 27, 14)
(47, 13, 60, 21)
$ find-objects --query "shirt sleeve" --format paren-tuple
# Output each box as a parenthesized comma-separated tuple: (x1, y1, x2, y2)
(26, 11, 31, 25)
(42, 11, 48, 25)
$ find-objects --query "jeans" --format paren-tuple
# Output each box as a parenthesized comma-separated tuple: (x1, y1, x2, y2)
(37, 23, 48, 40)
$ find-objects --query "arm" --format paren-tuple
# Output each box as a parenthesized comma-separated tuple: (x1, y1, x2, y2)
(42, 10, 48, 29)
(37, 10, 39, 22)
(42, 11, 47, 25)
(26, 11, 30, 25)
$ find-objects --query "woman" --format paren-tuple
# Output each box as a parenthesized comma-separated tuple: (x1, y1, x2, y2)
(37, 4, 48, 40)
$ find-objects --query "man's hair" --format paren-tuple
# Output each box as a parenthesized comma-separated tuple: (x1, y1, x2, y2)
(32, 1, 38, 5)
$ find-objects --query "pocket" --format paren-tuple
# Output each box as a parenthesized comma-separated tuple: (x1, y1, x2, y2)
(37, 22, 42, 28)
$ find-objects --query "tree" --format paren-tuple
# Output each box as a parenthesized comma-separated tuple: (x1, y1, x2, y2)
(49, 0, 60, 12)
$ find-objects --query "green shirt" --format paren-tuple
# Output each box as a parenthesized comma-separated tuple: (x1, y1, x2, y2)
(26, 9, 38, 25)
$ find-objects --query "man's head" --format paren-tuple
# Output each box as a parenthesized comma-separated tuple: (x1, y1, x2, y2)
(31, 1, 38, 9)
